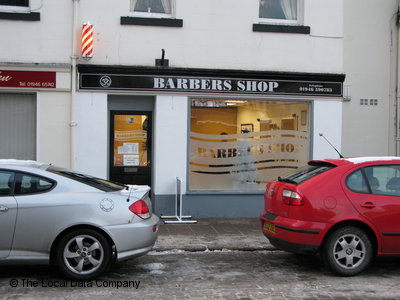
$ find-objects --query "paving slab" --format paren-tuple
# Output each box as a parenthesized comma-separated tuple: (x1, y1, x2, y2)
(154, 218, 275, 252)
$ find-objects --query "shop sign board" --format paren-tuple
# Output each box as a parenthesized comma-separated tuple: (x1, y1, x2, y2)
(80, 73, 342, 97)
(0, 70, 56, 89)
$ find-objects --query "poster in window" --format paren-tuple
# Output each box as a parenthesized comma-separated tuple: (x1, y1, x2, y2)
(123, 143, 139, 154)
(123, 155, 140, 166)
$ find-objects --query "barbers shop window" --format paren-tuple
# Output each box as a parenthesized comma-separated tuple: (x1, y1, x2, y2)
(130, 0, 173, 17)
(189, 98, 311, 192)
(259, 0, 300, 24)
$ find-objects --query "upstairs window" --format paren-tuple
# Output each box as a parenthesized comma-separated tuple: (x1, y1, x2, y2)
(259, 0, 299, 24)
(131, 0, 172, 17)
(0, 0, 28, 6)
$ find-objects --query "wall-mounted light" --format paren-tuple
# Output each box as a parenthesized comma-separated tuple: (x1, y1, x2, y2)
(155, 49, 169, 67)
(82, 22, 94, 60)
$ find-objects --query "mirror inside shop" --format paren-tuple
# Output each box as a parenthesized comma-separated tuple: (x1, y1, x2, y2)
(189, 98, 310, 191)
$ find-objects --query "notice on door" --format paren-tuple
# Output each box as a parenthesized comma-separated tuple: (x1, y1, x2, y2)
(123, 155, 140, 166)
(118, 143, 139, 154)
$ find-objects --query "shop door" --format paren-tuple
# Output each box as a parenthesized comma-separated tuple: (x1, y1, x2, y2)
(109, 111, 152, 186)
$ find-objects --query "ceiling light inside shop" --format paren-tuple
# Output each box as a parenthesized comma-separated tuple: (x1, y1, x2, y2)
(226, 100, 248, 106)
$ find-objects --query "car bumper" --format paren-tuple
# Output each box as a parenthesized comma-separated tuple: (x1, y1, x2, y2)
(103, 214, 160, 261)
(260, 211, 329, 254)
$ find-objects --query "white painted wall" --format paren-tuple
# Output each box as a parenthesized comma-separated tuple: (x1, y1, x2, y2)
(0, 0, 72, 64)
(76, 0, 342, 73)
(312, 100, 343, 160)
(1, 0, 344, 72)
(342, 0, 399, 156)
(36, 92, 70, 167)
(153, 95, 188, 195)
(75, 92, 108, 178)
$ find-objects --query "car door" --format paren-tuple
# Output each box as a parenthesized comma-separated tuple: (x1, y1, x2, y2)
(343, 164, 400, 254)
(10, 172, 56, 256)
(0, 170, 17, 258)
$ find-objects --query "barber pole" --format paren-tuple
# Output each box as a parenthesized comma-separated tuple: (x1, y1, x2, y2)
(81, 22, 94, 59)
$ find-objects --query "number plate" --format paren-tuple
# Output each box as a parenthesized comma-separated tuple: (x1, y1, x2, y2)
(264, 222, 275, 234)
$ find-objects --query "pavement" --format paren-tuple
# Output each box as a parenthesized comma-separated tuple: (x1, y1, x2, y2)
(154, 218, 275, 252)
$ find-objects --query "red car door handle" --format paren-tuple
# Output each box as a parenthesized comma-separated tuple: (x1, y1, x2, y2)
(361, 202, 375, 208)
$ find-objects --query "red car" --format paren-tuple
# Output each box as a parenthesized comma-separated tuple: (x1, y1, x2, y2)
(260, 157, 400, 276)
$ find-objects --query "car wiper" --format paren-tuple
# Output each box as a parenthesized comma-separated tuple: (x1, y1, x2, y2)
(278, 177, 297, 184)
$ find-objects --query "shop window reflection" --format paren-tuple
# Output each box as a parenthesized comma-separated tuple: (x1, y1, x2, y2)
(189, 99, 310, 192)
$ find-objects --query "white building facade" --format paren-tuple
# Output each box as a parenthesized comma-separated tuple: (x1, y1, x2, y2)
(0, 0, 398, 217)
(342, 0, 399, 157)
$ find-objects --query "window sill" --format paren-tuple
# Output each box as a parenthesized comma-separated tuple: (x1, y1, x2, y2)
(0, 11, 40, 21)
(120, 16, 183, 27)
(253, 23, 310, 34)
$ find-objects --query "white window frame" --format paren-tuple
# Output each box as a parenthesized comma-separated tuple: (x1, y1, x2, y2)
(259, 0, 303, 25)
(130, 0, 175, 19)
(0, 0, 30, 12)
(0, 5, 30, 12)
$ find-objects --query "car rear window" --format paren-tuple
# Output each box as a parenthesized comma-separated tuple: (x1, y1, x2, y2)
(47, 166, 126, 192)
(15, 172, 55, 195)
(278, 162, 335, 185)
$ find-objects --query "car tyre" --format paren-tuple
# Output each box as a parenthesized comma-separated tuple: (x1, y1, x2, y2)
(56, 229, 112, 280)
(322, 226, 372, 276)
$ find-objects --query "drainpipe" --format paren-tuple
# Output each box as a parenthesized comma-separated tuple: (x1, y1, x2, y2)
(70, 0, 79, 169)
(397, 5, 400, 156)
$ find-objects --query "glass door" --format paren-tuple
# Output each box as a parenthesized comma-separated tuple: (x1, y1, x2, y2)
(109, 111, 152, 186)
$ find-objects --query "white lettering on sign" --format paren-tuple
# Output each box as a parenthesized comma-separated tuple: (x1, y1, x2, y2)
(154, 78, 233, 91)
(153, 77, 164, 88)
(153, 78, 278, 93)
(0, 71, 12, 82)
(177, 78, 188, 89)
(237, 80, 278, 92)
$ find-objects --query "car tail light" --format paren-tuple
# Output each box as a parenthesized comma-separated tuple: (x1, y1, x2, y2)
(282, 189, 304, 206)
(129, 200, 150, 219)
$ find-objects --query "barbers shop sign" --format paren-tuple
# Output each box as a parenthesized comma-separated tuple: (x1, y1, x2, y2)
(80, 73, 342, 97)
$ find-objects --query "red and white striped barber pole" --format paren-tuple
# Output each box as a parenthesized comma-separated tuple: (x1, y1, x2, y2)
(81, 22, 94, 59)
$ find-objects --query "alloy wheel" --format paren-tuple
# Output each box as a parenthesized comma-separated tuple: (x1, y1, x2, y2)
(322, 226, 372, 276)
(63, 234, 104, 276)
(332, 233, 366, 270)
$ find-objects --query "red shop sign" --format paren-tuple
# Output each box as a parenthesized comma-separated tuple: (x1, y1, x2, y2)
(0, 70, 56, 89)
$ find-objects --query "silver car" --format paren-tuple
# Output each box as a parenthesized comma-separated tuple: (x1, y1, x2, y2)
(0, 160, 159, 280)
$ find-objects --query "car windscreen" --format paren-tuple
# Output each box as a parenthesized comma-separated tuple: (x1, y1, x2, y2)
(278, 162, 335, 185)
(47, 166, 126, 192)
